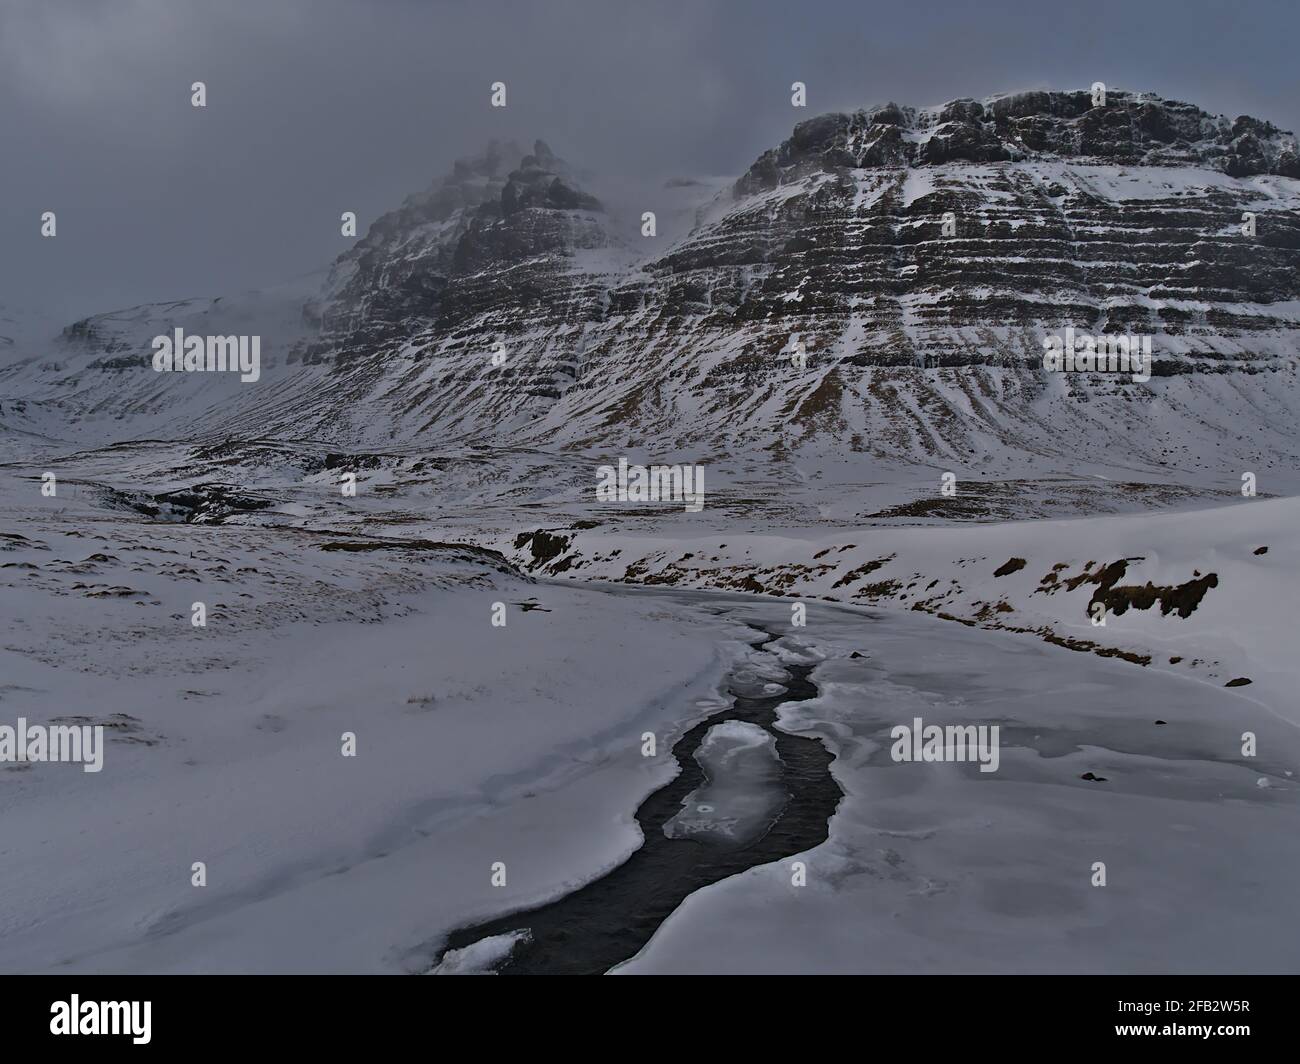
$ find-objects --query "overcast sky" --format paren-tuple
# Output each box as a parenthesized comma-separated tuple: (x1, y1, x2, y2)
(3, 0, 1298, 320)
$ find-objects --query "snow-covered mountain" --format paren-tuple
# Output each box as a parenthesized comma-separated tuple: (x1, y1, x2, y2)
(0, 277, 320, 454)
(3, 90, 1299, 498)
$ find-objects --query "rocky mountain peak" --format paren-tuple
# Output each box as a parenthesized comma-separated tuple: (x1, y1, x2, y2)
(737, 90, 1300, 195)
(499, 139, 602, 218)
(297, 138, 606, 364)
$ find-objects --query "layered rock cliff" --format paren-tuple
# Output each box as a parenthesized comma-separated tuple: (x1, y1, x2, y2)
(4, 91, 1298, 487)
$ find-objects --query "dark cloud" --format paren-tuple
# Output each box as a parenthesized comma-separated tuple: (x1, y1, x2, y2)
(3, 0, 1297, 319)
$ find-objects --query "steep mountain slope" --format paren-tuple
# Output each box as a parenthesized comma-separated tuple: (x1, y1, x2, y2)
(3, 90, 1298, 501)
(0, 275, 322, 453)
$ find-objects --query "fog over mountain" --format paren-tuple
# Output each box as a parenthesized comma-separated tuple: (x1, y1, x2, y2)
(3, 0, 1299, 317)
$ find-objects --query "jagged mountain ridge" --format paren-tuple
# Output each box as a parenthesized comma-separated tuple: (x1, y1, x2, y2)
(737, 90, 1300, 187)
(299, 139, 607, 366)
(3, 90, 1299, 487)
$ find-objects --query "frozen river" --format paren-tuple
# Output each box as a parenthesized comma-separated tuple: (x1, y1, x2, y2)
(440, 585, 1300, 974)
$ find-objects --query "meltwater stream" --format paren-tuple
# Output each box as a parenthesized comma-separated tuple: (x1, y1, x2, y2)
(435, 628, 844, 975)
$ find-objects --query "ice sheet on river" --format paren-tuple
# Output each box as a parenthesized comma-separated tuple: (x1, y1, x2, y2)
(664, 721, 787, 846)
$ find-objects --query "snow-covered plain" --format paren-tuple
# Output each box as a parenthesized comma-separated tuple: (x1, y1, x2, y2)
(2, 470, 1297, 973)
(0, 472, 750, 972)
